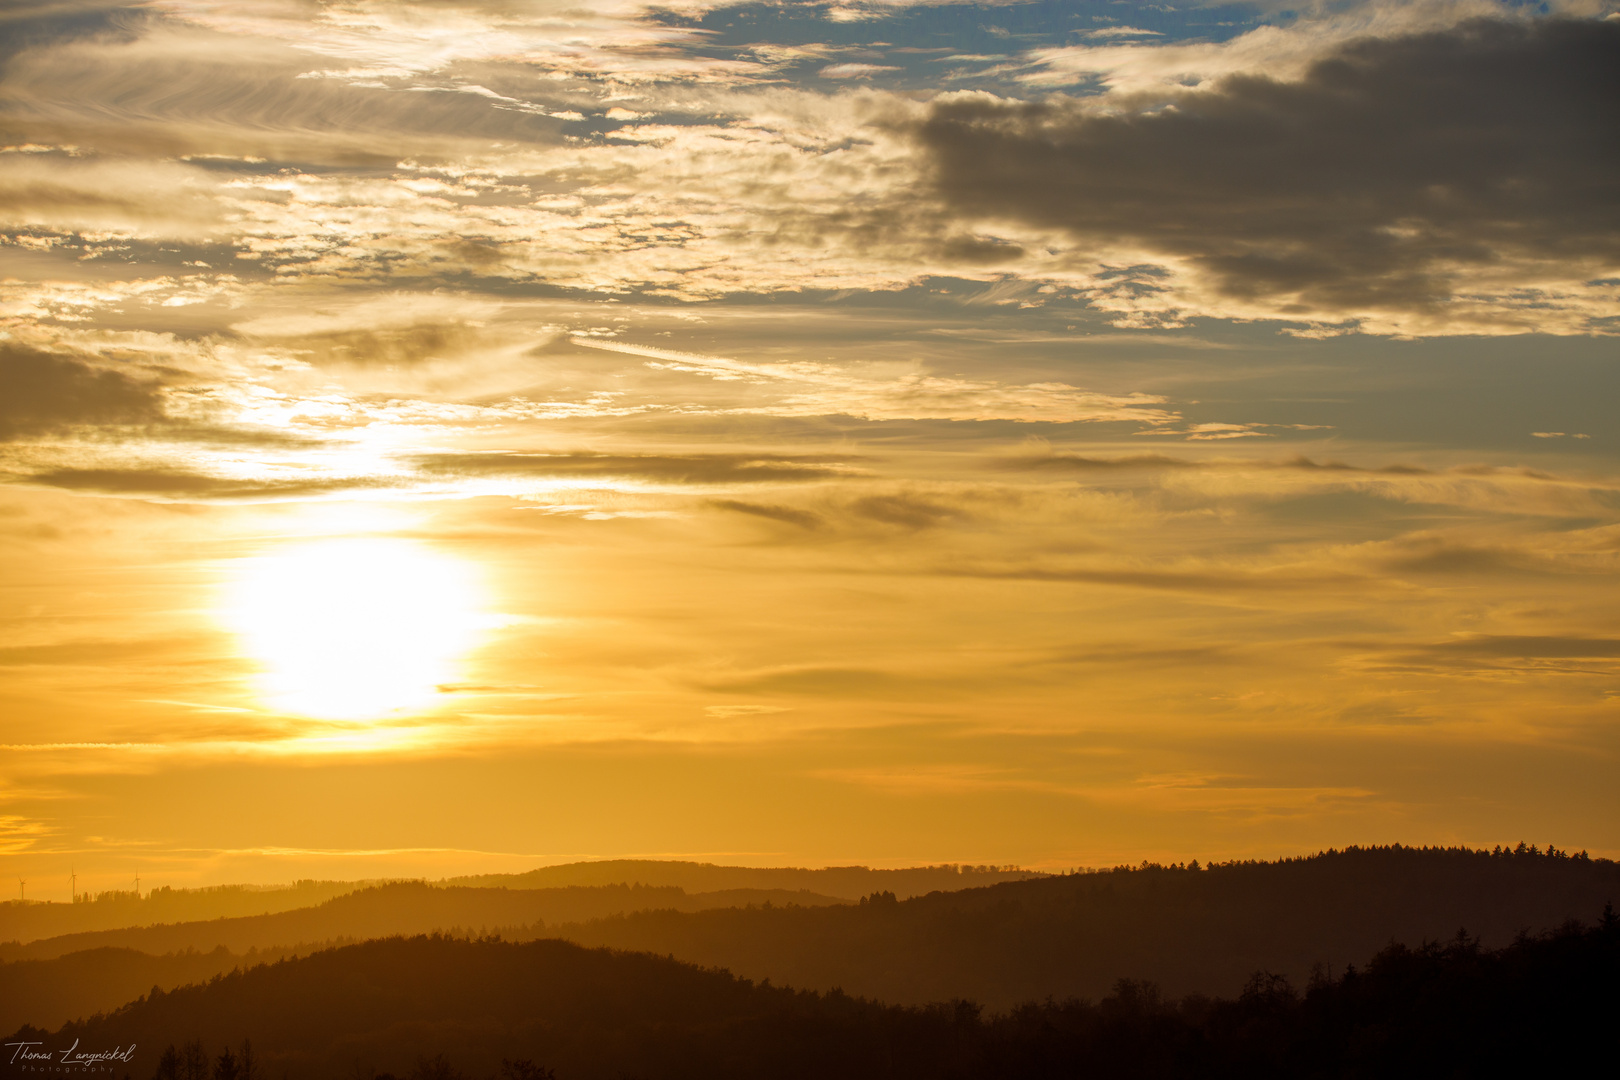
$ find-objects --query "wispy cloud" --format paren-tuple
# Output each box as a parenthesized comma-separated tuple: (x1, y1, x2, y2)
(570, 337, 1179, 423)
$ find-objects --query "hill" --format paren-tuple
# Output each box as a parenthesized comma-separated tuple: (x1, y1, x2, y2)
(549, 844, 1620, 1006)
(6, 917, 1615, 1080)
(0, 882, 362, 947)
(0, 884, 842, 1031)
(445, 860, 1038, 899)
(0, 861, 1020, 949)
(7, 845, 1611, 1032)
(0, 945, 312, 1038)
(0, 883, 843, 965)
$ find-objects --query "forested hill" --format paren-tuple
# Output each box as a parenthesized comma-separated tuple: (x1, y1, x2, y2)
(0, 945, 311, 1044)
(445, 860, 1038, 898)
(0, 883, 842, 964)
(9, 917, 1617, 1080)
(552, 844, 1620, 1006)
(0, 861, 1025, 948)
(0, 882, 362, 947)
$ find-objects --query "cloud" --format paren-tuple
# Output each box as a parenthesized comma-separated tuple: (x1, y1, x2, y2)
(1422, 635, 1620, 659)
(412, 451, 859, 486)
(17, 466, 391, 499)
(1033, 644, 1233, 669)
(920, 18, 1620, 334)
(0, 2, 144, 67)
(819, 63, 903, 78)
(1370, 633, 1620, 675)
(992, 451, 1198, 472)
(699, 665, 943, 698)
(1373, 534, 1607, 577)
(990, 450, 1438, 476)
(709, 499, 824, 530)
(938, 564, 1355, 594)
(7, 2, 1616, 339)
(0, 635, 211, 667)
(0, 344, 164, 439)
(147, 0, 770, 86)
(850, 493, 963, 529)
(571, 337, 1179, 423)
(0, 19, 580, 168)
(1024, 0, 1515, 92)
(1082, 27, 1164, 40)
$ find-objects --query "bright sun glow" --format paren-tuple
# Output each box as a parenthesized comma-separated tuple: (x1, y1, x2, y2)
(225, 538, 487, 720)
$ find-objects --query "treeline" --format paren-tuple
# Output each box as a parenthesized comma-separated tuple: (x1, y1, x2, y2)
(551, 843, 1620, 1005)
(0, 945, 316, 1035)
(0, 884, 838, 1032)
(1, 857, 1021, 953)
(6, 845, 1611, 1029)
(9, 911, 1616, 1080)
(0, 882, 362, 946)
(0, 883, 841, 964)
(443, 859, 1039, 898)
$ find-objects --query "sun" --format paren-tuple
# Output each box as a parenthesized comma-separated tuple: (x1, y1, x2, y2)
(224, 538, 487, 720)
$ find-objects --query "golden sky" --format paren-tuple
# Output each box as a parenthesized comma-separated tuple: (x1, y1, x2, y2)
(2, 0, 1618, 894)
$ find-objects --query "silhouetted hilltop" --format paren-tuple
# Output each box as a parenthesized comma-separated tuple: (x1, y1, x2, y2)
(0, 884, 840, 965)
(446, 860, 1038, 899)
(0, 862, 1025, 949)
(551, 844, 1620, 1006)
(0, 945, 312, 1035)
(7, 845, 1612, 1037)
(7, 914, 1616, 1080)
(0, 883, 362, 946)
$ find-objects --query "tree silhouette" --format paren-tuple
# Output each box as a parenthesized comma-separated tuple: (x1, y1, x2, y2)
(180, 1040, 207, 1080)
(408, 1054, 462, 1080)
(151, 1044, 180, 1080)
(500, 1059, 555, 1080)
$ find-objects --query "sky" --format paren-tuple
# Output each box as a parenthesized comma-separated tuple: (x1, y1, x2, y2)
(1, 0, 1617, 895)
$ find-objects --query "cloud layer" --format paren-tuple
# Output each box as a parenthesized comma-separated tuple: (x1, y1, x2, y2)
(923, 17, 1620, 334)
(2, 1, 1618, 880)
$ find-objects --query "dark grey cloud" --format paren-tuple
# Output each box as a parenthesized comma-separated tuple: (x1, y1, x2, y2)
(709, 498, 824, 529)
(991, 452, 1436, 475)
(413, 451, 856, 485)
(850, 493, 963, 529)
(0, 344, 336, 449)
(21, 467, 388, 499)
(1421, 635, 1620, 659)
(245, 322, 497, 369)
(1286, 457, 1432, 477)
(941, 564, 1355, 593)
(921, 18, 1620, 315)
(1380, 540, 1572, 577)
(0, 344, 163, 439)
(0, 2, 143, 70)
(991, 452, 1198, 472)
(1373, 634, 1620, 675)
